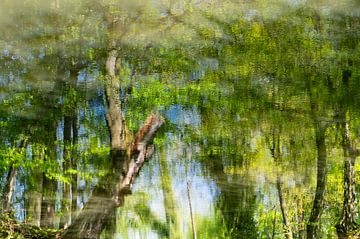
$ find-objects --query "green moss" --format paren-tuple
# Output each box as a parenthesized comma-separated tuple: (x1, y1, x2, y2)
(0, 212, 59, 239)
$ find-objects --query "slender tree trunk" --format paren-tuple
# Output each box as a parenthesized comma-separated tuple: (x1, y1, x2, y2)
(71, 114, 78, 220)
(70, 68, 79, 221)
(26, 145, 44, 226)
(186, 180, 196, 239)
(295, 187, 306, 239)
(60, 114, 72, 229)
(270, 128, 293, 239)
(335, 66, 360, 238)
(1, 166, 18, 212)
(159, 150, 179, 238)
(40, 176, 56, 228)
(26, 178, 43, 226)
(336, 108, 359, 237)
(1, 139, 26, 212)
(305, 74, 329, 239)
(306, 124, 327, 239)
(40, 121, 58, 228)
(276, 176, 293, 239)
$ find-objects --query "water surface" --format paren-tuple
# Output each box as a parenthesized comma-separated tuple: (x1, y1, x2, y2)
(1, 1, 360, 238)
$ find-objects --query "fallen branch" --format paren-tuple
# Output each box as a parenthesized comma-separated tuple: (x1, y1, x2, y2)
(121, 114, 164, 191)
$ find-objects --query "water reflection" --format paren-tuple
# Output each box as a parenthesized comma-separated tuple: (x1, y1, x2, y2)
(1, 0, 360, 238)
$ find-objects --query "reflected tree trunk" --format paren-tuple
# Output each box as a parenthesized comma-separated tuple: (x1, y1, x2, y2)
(61, 114, 164, 239)
(60, 67, 79, 229)
(336, 118, 359, 238)
(306, 122, 327, 239)
(270, 127, 293, 239)
(71, 119, 79, 221)
(40, 121, 58, 228)
(60, 113, 72, 229)
(204, 137, 258, 239)
(26, 150, 43, 226)
(71, 67, 79, 220)
(186, 174, 196, 239)
(40, 175, 56, 228)
(1, 140, 26, 212)
(276, 177, 293, 239)
(26, 181, 43, 226)
(1, 166, 18, 212)
(101, 210, 117, 239)
(335, 98, 360, 237)
(295, 186, 306, 239)
(305, 75, 329, 239)
(159, 150, 178, 238)
(105, 46, 127, 152)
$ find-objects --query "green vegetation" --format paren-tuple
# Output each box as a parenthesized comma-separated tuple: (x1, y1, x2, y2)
(1, 0, 360, 238)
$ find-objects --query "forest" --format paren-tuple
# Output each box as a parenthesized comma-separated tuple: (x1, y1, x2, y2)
(0, 0, 360, 238)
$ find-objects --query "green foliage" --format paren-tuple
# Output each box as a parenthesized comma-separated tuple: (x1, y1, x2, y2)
(0, 0, 360, 238)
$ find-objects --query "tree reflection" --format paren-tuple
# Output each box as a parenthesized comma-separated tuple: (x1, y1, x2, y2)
(0, 0, 360, 238)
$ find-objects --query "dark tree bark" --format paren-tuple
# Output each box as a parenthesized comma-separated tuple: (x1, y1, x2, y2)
(306, 123, 327, 239)
(305, 73, 329, 239)
(40, 175, 56, 228)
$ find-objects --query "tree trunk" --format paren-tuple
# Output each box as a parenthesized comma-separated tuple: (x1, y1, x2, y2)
(40, 121, 58, 228)
(306, 124, 327, 239)
(70, 68, 79, 221)
(25, 145, 44, 226)
(1, 139, 26, 212)
(270, 128, 293, 239)
(1, 166, 18, 212)
(61, 114, 164, 239)
(60, 114, 72, 229)
(276, 176, 293, 239)
(305, 75, 329, 239)
(336, 109, 359, 238)
(40, 175, 56, 228)
(159, 150, 178, 238)
(26, 182, 43, 226)
(105, 46, 128, 152)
